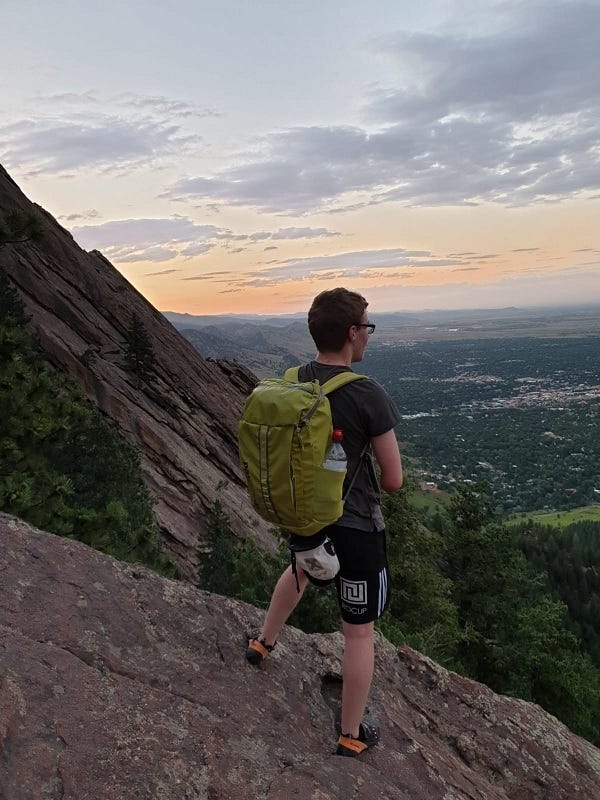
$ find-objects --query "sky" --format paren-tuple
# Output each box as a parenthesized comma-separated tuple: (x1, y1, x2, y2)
(1, 0, 599, 316)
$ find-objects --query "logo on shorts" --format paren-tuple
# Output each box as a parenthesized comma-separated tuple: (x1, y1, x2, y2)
(340, 578, 367, 605)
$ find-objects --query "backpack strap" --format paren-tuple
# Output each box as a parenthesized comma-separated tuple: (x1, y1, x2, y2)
(321, 372, 371, 501)
(283, 366, 367, 392)
(343, 444, 370, 501)
(321, 372, 366, 394)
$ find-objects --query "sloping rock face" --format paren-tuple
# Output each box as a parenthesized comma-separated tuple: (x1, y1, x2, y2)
(0, 165, 274, 578)
(2, 513, 599, 800)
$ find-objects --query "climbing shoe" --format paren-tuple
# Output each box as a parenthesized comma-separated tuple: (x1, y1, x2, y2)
(336, 721, 380, 757)
(245, 638, 275, 665)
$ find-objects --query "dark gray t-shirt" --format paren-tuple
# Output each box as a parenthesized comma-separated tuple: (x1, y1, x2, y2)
(297, 361, 400, 532)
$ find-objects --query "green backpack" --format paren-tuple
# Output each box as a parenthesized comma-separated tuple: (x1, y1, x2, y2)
(238, 366, 366, 535)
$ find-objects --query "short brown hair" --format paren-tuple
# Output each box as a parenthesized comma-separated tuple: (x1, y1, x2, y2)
(308, 287, 368, 352)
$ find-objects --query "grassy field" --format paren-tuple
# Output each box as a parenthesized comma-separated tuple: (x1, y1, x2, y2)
(405, 473, 600, 530)
(409, 488, 600, 529)
(507, 504, 600, 527)
(408, 488, 452, 515)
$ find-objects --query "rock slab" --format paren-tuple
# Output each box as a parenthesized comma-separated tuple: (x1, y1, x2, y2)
(1, 513, 599, 800)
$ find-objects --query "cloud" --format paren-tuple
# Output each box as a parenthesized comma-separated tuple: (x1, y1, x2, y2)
(180, 242, 214, 257)
(462, 254, 499, 260)
(242, 247, 464, 284)
(145, 268, 180, 276)
(357, 270, 416, 280)
(220, 245, 508, 288)
(271, 227, 340, 240)
(112, 93, 221, 120)
(271, 248, 437, 274)
(71, 217, 223, 263)
(165, 130, 385, 213)
(165, 2, 600, 214)
(118, 246, 178, 263)
(0, 90, 208, 176)
(211, 226, 341, 243)
(248, 226, 339, 241)
(37, 91, 99, 106)
(1, 115, 198, 175)
(219, 287, 243, 294)
(60, 210, 101, 222)
(194, 271, 233, 278)
(67, 214, 345, 265)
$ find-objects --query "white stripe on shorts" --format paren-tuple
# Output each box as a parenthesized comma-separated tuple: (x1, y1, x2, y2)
(378, 567, 388, 616)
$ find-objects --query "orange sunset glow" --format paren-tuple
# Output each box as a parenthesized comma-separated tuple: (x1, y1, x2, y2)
(2, 1, 599, 316)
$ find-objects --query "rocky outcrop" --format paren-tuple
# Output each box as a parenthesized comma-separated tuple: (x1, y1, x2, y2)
(0, 165, 274, 578)
(1, 513, 599, 800)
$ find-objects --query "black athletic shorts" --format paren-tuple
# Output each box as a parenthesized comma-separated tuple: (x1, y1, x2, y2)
(325, 524, 390, 625)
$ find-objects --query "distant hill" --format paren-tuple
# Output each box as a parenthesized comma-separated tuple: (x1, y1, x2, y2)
(165, 306, 600, 377)
(168, 315, 315, 377)
(164, 310, 305, 328)
(180, 325, 306, 376)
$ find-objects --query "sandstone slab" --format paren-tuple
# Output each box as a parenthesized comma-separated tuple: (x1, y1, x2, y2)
(1, 513, 598, 800)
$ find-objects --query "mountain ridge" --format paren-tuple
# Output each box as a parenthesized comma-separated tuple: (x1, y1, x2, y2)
(0, 164, 273, 578)
(168, 305, 600, 378)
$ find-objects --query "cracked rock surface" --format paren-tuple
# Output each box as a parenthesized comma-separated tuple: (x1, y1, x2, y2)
(1, 513, 599, 800)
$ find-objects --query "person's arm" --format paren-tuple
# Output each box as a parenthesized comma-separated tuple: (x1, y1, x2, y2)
(371, 429, 403, 492)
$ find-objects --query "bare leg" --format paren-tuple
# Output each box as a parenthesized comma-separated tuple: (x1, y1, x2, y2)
(340, 620, 375, 738)
(259, 564, 308, 646)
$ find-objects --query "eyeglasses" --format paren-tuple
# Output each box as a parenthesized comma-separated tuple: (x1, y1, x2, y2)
(354, 323, 376, 335)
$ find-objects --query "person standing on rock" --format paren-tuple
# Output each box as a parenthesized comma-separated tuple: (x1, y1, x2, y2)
(246, 287, 403, 757)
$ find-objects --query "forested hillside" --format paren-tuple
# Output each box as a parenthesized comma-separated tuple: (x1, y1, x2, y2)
(0, 216, 175, 576)
(516, 519, 600, 665)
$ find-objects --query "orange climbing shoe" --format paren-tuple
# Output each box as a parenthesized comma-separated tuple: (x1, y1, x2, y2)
(245, 638, 275, 665)
(336, 721, 380, 757)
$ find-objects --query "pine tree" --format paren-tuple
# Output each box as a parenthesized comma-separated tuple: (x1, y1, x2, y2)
(123, 312, 155, 385)
(197, 500, 237, 595)
(0, 208, 44, 247)
(0, 266, 27, 324)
